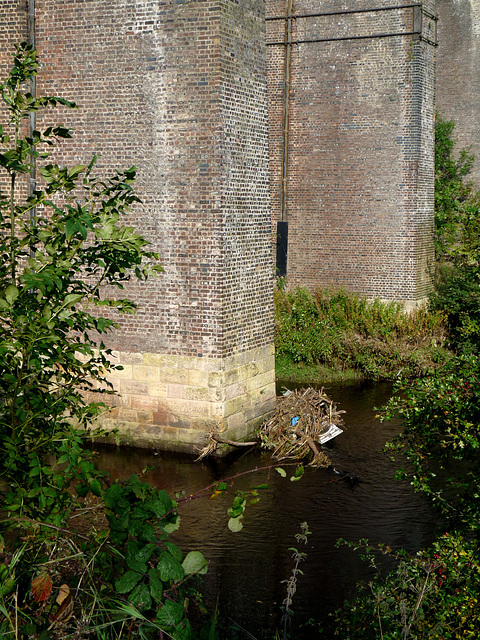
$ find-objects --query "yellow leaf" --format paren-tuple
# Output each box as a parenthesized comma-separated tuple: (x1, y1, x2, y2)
(56, 584, 70, 605)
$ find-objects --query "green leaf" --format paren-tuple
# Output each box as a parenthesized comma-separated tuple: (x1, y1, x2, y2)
(4, 285, 19, 305)
(89, 478, 102, 497)
(128, 582, 152, 611)
(63, 293, 82, 307)
(165, 541, 182, 562)
(115, 570, 143, 594)
(157, 551, 184, 583)
(182, 551, 208, 576)
(155, 599, 185, 628)
(75, 483, 90, 497)
(163, 517, 180, 534)
(290, 465, 305, 482)
(126, 541, 155, 573)
(228, 516, 244, 533)
(148, 569, 163, 602)
(275, 467, 287, 477)
(67, 164, 86, 179)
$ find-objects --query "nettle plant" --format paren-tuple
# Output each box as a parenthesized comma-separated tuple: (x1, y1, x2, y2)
(0, 43, 163, 522)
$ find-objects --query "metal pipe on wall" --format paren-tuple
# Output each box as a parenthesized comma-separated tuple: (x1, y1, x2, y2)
(276, 0, 293, 278)
(28, 0, 36, 223)
(280, 0, 292, 224)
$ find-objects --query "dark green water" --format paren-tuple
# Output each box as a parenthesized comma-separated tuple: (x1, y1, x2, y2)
(97, 382, 440, 638)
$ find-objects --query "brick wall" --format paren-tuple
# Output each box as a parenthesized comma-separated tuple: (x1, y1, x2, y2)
(0, 0, 442, 448)
(436, 0, 480, 185)
(0, 0, 276, 450)
(0, 2, 28, 201)
(0, 1, 27, 75)
(266, 0, 436, 306)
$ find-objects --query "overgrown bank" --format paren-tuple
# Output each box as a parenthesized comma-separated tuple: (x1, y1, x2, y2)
(274, 285, 449, 384)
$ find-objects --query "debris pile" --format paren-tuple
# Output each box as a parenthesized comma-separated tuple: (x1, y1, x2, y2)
(259, 387, 345, 467)
(195, 387, 344, 465)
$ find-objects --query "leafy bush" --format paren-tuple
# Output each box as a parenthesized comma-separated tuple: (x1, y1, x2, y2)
(0, 43, 163, 524)
(384, 355, 480, 530)
(335, 533, 480, 640)
(334, 116, 480, 638)
(430, 114, 480, 354)
(434, 114, 478, 260)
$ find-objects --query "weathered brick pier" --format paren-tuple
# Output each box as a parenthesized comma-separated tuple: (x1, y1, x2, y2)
(1, 0, 469, 450)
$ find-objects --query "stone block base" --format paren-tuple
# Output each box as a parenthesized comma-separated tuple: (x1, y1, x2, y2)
(95, 344, 276, 453)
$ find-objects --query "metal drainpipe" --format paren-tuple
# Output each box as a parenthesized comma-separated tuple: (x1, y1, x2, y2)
(276, 0, 293, 278)
(280, 0, 293, 223)
(28, 0, 36, 224)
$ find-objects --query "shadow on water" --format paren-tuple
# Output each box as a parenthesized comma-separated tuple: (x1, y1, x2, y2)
(97, 381, 441, 638)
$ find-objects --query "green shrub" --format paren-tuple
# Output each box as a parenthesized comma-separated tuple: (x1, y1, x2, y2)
(0, 44, 210, 640)
(335, 533, 480, 640)
(434, 114, 478, 260)
(429, 114, 480, 356)
(335, 352, 480, 638)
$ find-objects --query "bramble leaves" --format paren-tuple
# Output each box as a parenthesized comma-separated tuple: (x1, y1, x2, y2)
(31, 572, 53, 603)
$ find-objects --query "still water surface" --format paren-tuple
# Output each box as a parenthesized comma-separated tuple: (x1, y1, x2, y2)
(97, 382, 440, 638)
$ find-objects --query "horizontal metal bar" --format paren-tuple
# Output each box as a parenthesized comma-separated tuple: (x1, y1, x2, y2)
(266, 4, 423, 21)
(267, 30, 427, 45)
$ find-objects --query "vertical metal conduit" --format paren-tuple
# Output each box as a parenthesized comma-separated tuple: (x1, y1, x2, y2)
(28, 0, 36, 222)
(276, 0, 293, 277)
(280, 0, 293, 223)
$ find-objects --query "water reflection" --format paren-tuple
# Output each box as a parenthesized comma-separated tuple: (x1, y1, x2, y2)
(96, 382, 440, 638)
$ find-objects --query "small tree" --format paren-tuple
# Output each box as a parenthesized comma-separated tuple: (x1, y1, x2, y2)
(434, 113, 479, 261)
(0, 42, 163, 522)
(432, 115, 480, 354)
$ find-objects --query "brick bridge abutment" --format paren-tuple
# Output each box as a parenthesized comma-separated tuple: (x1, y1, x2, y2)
(0, 0, 439, 450)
